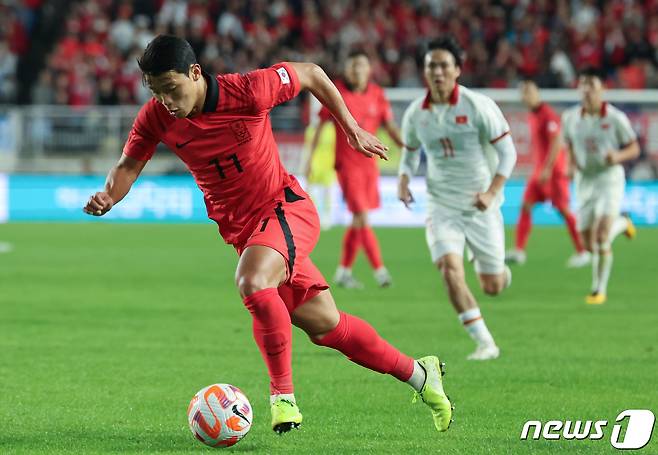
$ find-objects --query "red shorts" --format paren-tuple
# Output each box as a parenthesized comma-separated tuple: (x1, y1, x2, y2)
(523, 175, 570, 209)
(236, 186, 329, 312)
(336, 168, 380, 214)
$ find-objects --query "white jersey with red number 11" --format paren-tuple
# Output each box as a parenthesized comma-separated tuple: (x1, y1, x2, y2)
(400, 85, 510, 211)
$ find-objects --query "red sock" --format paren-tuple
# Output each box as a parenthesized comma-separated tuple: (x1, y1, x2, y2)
(242, 288, 293, 394)
(564, 210, 585, 252)
(516, 209, 532, 251)
(312, 311, 414, 382)
(361, 226, 384, 269)
(340, 227, 361, 268)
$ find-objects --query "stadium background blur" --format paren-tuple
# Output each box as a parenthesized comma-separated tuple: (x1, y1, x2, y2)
(2, 0, 658, 224)
(5, 0, 658, 103)
(1, 1, 658, 454)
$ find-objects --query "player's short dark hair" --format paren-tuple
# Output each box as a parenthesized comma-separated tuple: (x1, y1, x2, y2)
(425, 36, 464, 67)
(578, 66, 604, 81)
(137, 35, 197, 79)
(520, 76, 539, 86)
(347, 48, 369, 60)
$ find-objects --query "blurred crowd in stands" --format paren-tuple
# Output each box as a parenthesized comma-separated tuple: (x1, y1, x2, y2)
(0, 0, 40, 103)
(1, 0, 658, 106)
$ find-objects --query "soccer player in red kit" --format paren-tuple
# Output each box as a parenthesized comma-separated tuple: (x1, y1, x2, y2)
(506, 79, 590, 268)
(308, 50, 403, 289)
(83, 36, 452, 435)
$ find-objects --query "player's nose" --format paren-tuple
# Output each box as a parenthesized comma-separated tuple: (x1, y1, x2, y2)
(161, 95, 175, 109)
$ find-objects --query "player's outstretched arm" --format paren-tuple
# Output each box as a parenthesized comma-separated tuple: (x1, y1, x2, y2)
(83, 154, 147, 216)
(288, 62, 388, 161)
(384, 120, 405, 148)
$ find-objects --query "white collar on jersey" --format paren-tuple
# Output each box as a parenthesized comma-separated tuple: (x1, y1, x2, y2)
(422, 84, 459, 109)
(580, 101, 607, 118)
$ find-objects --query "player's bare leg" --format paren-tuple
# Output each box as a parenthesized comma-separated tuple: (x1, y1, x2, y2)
(580, 228, 594, 253)
(235, 246, 301, 432)
(609, 212, 636, 240)
(506, 201, 533, 265)
(555, 205, 590, 268)
(477, 271, 511, 297)
(292, 289, 453, 432)
(438, 254, 499, 360)
(236, 246, 287, 297)
(290, 290, 341, 338)
(334, 212, 365, 289)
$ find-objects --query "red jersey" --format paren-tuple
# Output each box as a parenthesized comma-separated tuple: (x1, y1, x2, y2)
(318, 80, 393, 173)
(528, 103, 566, 177)
(123, 63, 302, 245)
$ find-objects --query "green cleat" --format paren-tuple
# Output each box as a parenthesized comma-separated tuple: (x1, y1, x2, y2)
(413, 356, 454, 432)
(271, 397, 303, 434)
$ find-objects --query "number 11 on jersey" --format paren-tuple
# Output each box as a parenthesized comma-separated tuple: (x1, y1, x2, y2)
(439, 137, 455, 157)
(209, 153, 243, 179)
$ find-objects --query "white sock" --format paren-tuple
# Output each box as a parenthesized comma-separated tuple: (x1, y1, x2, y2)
(406, 360, 426, 392)
(270, 393, 296, 405)
(321, 187, 333, 229)
(458, 308, 495, 346)
(591, 252, 600, 293)
(504, 265, 512, 289)
(610, 216, 628, 241)
(336, 266, 351, 278)
(598, 252, 613, 295)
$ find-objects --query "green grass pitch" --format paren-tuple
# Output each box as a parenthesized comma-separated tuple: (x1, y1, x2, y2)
(1, 223, 657, 454)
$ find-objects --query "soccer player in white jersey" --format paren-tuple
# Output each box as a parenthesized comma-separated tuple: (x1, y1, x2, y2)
(561, 67, 639, 305)
(398, 37, 516, 360)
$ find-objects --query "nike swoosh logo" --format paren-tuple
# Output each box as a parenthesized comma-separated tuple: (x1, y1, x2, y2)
(176, 138, 194, 148)
(232, 405, 250, 424)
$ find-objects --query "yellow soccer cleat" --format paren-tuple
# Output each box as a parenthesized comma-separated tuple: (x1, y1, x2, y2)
(585, 292, 606, 305)
(271, 397, 302, 434)
(413, 356, 454, 432)
(624, 215, 637, 240)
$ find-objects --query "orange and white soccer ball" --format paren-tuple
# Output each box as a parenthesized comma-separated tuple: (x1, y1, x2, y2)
(187, 383, 253, 448)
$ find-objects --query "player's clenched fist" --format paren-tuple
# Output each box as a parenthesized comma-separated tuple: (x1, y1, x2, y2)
(604, 151, 619, 166)
(474, 191, 494, 211)
(398, 175, 414, 209)
(83, 191, 114, 216)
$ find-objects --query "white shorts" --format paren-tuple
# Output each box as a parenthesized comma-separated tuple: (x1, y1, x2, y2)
(575, 167, 625, 231)
(425, 204, 505, 275)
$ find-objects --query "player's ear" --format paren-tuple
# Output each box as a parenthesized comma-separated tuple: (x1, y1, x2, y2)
(190, 64, 202, 81)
